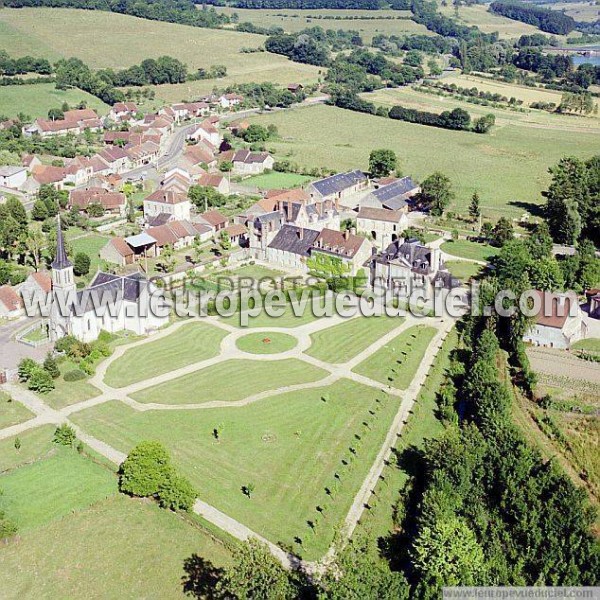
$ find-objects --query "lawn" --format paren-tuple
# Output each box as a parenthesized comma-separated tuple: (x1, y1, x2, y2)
(0, 392, 34, 429)
(104, 321, 228, 388)
(445, 260, 483, 282)
(305, 315, 405, 364)
(353, 324, 437, 390)
(41, 358, 102, 410)
(441, 240, 500, 262)
(70, 233, 110, 276)
(0, 425, 57, 473)
(0, 494, 233, 599)
(0, 449, 117, 530)
(572, 338, 600, 353)
(356, 327, 456, 540)
(131, 358, 327, 404)
(0, 8, 321, 99)
(70, 377, 404, 559)
(248, 104, 600, 219)
(236, 331, 297, 354)
(0, 82, 109, 119)
(242, 171, 313, 190)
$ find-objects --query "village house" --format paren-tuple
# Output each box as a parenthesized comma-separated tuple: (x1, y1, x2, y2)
(22, 154, 42, 171)
(287, 83, 304, 93)
(99, 237, 136, 267)
(0, 166, 27, 189)
(586, 289, 600, 318)
(308, 170, 368, 208)
(373, 238, 460, 300)
(97, 147, 132, 174)
(68, 187, 127, 216)
(143, 189, 192, 222)
(523, 291, 587, 349)
(197, 173, 229, 195)
(125, 141, 160, 169)
(184, 144, 217, 169)
(195, 209, 228, 234)
(222, 223, 248, 247)
(108, 102, 139, 122)
(20, 271, 53, 298)
(185, 101, 210, 118)
(26, 108, 103, 138)
(29, 165, 68, 190)
(162, 167, 194, 194)
(232, 150, 274, 176)
(187, 120, 222, 147)
(219, 93, 243, 109)
(0, 285, 24, 319)
(357, 207, 409, 249)
(63, 159, 94, 187)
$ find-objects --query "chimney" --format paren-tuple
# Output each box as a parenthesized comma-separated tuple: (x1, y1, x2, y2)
(287, 201, 292, 222)
(299, 227, 304, 240)
(350, 227, 356, 236)
(344, 229, 350, 240)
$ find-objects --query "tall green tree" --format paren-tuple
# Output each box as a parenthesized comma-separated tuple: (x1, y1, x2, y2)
(469, 192, 481, 222)
(420, 172, 454, 217)
(369, 149, 397, 178)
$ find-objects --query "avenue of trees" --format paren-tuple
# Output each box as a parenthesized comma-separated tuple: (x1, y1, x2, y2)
(490, 1, 577, 35)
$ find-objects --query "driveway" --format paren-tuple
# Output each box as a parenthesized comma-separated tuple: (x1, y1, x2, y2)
(0, 318, 51, 371)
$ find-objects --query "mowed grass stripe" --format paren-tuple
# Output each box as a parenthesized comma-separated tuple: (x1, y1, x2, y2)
(0, 449, 117, 530)
(104, 321, 227, 388)
(70, 377, 404, 559)
(131, 358, 327, 404)
(305, 315, 405, 364)
(353, 324, 437, 389)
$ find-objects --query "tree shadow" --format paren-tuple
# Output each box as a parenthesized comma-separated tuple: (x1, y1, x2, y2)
(181, 554, 224, 599)
(508, 200, 545, 218)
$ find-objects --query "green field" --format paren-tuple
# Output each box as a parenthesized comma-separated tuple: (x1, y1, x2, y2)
(131, 357, 327, 404)
(0, 8, 321, 103)
(242, 171, 313, 190)
(71, 376, 406, 559)
(104, 321, 227, 388)
(441, 239, 500, 262)
(305, 315, 404, 364)
(220, 296, 321, 328)
(0, 393, 34, 429)
(540, 2, 599, 22)
(70, 234, 110, 276)
(0, 494, 233, 599)
(236, 331, 298, 354)
(248, 104, 599, 219)
(0, 449, 117, 530)
(445, 259, 484, 281)
(216, 7, 430, 42)
(572, 338, 600, 353)
(0, 83, 109, 119)
(353, 324, 437, 389)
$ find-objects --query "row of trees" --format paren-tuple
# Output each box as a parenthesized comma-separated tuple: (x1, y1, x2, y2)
(0, 51, 52, 76)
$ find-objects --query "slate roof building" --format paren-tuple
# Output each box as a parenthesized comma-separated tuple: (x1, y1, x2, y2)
(359, 176, 420, 212)
(372, 238, 460, 300)
(307, 170, 368, 206)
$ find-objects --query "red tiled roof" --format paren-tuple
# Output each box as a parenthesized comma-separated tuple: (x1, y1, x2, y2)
(314, 228, 367, 259)
(147, 224, 179, 247)
(198, 174, 224, 188)
(110, 237, 134, 258)
(32, 165, 66, 184)
(144, 189, 188, 205)
(200, 210, 228, 227)
(223, 223, 247, 237)
(64, 108, 99, 122)
(532, 291, 579, 330)
(0, 285, 22, 311)
(69, 187, 126, 210)
(29, 271, 52, 293)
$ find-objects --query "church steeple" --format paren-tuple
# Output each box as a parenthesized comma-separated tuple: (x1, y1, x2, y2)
(52, 215, 72, 270)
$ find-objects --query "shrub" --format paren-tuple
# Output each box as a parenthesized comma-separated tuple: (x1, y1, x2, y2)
(43, 354, 60, 379)
(157, 472, 197, 512)
(54, 335, 78, 354)
(53, 424, 77, 446)
(27, 367, 55, 393)
(63, 369, 87, 382)
(119, 441, 173, 498)
(18, 358, 38, 382)
(0, 510, 17, 540)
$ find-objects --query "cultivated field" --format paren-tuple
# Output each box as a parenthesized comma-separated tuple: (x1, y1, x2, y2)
(0, 83, 109, 119)
(438, 2, 557, 39)
(0, 8, 321, 92)
(248, 104, 599, 219)
(216, 7, 431, 42)
(540, 2, 600, 22)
